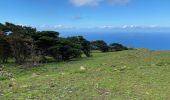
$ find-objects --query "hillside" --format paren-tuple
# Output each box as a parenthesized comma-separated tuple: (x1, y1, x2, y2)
(1, 49, 170, 99)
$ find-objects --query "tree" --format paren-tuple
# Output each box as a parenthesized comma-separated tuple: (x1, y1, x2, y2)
(48, 38, 82, 61)
(32, 31, 60, 62)
(91, 40, 109, 52)
(81, 40, 91, 57)
(0, 22, 93, 65)
(32, 31, 59, 52)
(0, 31, 10, 63)
(67, 36, 91, 57)
(4, 22, 37, 64)
(110, 43, 128, 51)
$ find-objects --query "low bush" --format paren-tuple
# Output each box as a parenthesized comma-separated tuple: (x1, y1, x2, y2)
(0, 71, 13, 80)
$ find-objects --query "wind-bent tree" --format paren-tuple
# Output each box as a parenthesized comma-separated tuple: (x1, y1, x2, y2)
(0, 22, 92, 65)
(91, 40, 109, 52)
(33, 32, 83, 61)
(110, 43, 128, 51)
(49, 38, 82, 61)
(32, 31, 59, 62)
(0, 30, 10, 63)
(4, 22, 36, 64)
(67, 36, 91, 57)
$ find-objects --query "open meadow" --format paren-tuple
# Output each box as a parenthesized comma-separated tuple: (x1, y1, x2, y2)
(1, 49, 170, 99)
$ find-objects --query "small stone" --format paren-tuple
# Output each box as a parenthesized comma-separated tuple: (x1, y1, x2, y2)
(21, 85, 29, 88)
(80, 66, 86, 71)
(61, 72, 65, 75)
(31, 73, 39, 77)
(10, 78, 16, 81)
(146, 92, 150, 95)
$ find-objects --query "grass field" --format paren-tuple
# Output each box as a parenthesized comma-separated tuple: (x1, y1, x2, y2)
(0, 49, 170, 100)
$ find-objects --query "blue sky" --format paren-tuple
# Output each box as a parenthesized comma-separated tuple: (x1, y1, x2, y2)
(0, 0, 170, 32)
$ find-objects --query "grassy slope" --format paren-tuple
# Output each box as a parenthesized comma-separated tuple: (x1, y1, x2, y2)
(0, 49, 170, 100)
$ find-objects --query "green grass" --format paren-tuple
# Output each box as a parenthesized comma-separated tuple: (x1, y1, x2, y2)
(1, 49, 170, 100)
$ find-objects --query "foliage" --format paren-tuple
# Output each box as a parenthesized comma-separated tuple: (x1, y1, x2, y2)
(0, 22, 130, 66)
(91, 40, 109, 52)
(0, 64, 13, 80)
(4, 22, 37, 64)
(48, 38, 82, 61)
(0, 32, 10, 63)
(32, 31, 59, 62)
(67, 36, 91, 57)
(0, 70, 13, 80)
(0, 22, 93, 65)
(110, 43, 128, 51)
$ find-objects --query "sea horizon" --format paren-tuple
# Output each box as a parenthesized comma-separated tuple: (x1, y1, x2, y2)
(60, 32, 170, 50)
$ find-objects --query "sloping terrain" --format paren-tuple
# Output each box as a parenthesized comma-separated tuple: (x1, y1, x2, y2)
(1, 49, 170, 99)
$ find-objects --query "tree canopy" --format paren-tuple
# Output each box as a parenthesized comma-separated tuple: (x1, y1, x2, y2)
(0, 22, 129, 66)
(0, 22, 92, 65)
(110, 43, 128, 51)
(91, 40, 109, 52)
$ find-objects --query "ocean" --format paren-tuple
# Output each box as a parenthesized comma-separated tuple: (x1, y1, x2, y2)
(60, 32, 170, 50)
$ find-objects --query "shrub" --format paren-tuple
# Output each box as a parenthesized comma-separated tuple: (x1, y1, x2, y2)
(67, 36, 91, 57)
(110, 43, 128, 51)
(91, 40, 109, 52)
(0, 71, 13, 80)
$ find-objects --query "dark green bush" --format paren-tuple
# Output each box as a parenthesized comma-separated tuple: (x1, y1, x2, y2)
(110, 43, 128, 51)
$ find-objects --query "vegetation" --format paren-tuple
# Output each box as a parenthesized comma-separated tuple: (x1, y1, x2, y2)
(110, 43, 128, 51)
(91, 40, 129, 52)
(67, 36, 91, 57)
(2, 22, 167, 99)
(0, 22, 130, 66)
(91, 40, 109, 52)
(0, 22, 92, 65)
(0, 49, 170, 99)
(0, 32, 10, 63)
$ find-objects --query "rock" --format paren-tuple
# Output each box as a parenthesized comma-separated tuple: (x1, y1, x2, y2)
(120, 66, 127, 71)
(10, 78, 16, 81)
(21, 85, 29, 88)
(61, 72, 65, 75)
(31, 73, 39, 77)
(80, 66, 86, 72)
(151, 64, 155, 66)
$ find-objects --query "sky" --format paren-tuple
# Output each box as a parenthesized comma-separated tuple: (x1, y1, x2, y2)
(0, 0, 170, 32)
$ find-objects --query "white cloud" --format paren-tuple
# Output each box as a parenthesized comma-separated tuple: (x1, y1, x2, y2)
(122, 25, 136, 29)
(54, 24, 74, 29)
(70, 0, 130, 7)
(70, 0, 100, 6)
(99, 25, 116, 29)
(98, 25, 162, 29)
(39, 24, 49, 28)
(54, 24, 64, 28)
(36, 24, 75, 30)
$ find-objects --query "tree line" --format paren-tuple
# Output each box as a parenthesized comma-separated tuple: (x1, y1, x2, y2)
(0, 22, 130, 65)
